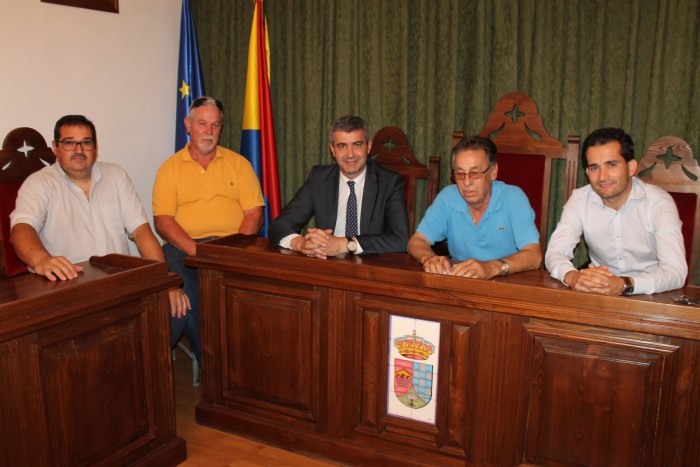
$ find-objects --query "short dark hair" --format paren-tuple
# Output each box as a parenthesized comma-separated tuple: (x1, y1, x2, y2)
(188, 96, 225, 118)
(54, 115, 97, 142)
(329, 115, 370, 143)
(451, 135, 498, 170)
(581, 127, 634, 168)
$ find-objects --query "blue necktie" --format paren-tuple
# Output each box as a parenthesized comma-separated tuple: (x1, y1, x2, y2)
(345, 181, 358, 237)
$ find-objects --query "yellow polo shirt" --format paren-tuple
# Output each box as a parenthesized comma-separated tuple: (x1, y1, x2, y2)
(153, 144, 265, 239)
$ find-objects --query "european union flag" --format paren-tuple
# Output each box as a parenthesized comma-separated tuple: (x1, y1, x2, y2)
(175, 0, 205, 151)
(240, 0, 281, 237)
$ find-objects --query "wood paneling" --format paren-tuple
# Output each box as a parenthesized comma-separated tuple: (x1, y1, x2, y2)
(188, 235, 700, 466)
(523, 322, 677, 466)
(0, 255, 186, 467)
(173, 354, 338, 466)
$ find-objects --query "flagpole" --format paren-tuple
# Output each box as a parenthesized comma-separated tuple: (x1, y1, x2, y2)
(175, 0, 205, 151)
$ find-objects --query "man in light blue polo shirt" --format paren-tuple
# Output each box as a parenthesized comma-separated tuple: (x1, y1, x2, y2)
(407, 135, 542, 278)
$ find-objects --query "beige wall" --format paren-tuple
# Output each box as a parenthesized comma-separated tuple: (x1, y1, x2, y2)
(0, 0, 180, 250)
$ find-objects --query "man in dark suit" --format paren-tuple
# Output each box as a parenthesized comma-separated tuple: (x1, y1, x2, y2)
(269, 115, 409, 258)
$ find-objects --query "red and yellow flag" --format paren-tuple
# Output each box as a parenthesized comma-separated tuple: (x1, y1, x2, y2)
(240, 0, 281, 237)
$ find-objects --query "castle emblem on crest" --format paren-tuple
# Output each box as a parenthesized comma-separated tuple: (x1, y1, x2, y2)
(393, 330, 435, 409)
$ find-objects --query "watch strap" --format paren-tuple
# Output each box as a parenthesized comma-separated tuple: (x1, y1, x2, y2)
(497, 258, 509, 276)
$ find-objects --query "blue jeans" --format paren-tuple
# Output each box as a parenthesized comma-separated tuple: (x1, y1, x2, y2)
(164, 237, 216, 365)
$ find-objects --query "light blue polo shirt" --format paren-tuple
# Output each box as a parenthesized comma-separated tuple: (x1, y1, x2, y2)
(416, 181, 539, 261)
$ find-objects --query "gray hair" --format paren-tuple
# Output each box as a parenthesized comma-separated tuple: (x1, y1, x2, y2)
(188, 96, 225, 119)
(450, 135, 498, 170)
(328, 115, 370, 143)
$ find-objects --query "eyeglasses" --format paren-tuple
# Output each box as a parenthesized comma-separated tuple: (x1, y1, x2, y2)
(453, 166, 493, 181)
(57, 140, 95, 151)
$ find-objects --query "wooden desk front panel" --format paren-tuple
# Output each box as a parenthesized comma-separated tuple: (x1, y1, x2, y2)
(192, 238, 700, 466)
(349, 296, 691, 466)
(213, 275, 326, 431)
(521, 321, 678, 466)
(0, 256, 186, 467)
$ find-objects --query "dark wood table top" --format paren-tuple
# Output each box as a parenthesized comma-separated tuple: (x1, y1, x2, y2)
(189, 235, 700, 340)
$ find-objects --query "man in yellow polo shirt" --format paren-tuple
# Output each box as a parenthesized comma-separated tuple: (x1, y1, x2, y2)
(153, 96, 265, 365)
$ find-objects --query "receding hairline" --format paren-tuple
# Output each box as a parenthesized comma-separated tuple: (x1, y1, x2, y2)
(187, 103, 224, 120)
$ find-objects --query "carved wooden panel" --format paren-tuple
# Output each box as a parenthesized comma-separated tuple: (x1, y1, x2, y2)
(469, 312, 532, 465)
(0, 255, 185, 467)
(189, 237, 700, 466)
(218, 277, 323, 429)
(523, 323, 678, 466)
(353, 296, 481, 459)
(0, 300, 178, 466)
(39, 312, 148, 465)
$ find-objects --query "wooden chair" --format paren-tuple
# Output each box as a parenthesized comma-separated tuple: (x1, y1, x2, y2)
(0, 127, 56, 278)
(453, 92, 580, 252)
(637, 136, 700, 285)
(368, 126, 440, 232)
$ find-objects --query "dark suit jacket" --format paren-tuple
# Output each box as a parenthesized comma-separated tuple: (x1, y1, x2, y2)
(269, 159, 409, 254)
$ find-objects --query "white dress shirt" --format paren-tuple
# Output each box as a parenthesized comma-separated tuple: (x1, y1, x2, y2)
(545, 177, 687, 294)
(10, 162, 149, 264)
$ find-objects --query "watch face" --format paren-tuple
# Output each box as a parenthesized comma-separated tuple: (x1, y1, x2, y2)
(347, 241, 357, 252)
(621, 277, 634, 296)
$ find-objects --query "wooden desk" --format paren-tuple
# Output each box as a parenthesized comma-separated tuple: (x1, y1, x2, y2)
(0, 255, 186, 467)
(189, 235, 700, 466)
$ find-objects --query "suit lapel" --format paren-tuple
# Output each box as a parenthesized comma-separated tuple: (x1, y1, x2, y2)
(324, 167, 340, 230)
(361, 162, 378, 234)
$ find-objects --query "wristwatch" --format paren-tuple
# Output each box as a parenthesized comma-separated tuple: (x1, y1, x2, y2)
(497, 258, 509, 276)
(621, 276, 634, 296)
(346, 237, 358, 254)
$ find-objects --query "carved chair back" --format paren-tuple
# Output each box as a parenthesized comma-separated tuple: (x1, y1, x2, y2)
(369, 126, 440, 232)
(637, 136, 700, 285)
(453, 92, 580, 252)
(0, 127, 56, 278)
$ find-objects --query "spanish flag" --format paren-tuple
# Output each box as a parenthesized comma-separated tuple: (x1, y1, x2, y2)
(175, 0, 205, 151)
(240, 0, 281, 237)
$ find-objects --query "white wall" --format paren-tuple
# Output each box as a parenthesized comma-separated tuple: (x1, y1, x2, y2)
(0, 0, 181, 252)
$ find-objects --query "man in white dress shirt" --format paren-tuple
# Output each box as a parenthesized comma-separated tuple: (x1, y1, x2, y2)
(545, 127, 687, 295)
(10, 114, 190, 315)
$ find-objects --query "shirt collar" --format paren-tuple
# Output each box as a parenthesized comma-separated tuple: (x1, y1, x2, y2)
(628, 176, 645, 201)
(590, 176, 644, 208)
(453, 180, 503, 214)
(339, 165, 367, 187)
(182, 142, 221, 163)
(53, 161, 100, 184)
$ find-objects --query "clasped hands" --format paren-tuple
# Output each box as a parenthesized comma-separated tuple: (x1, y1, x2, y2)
(34, 255, 191, 317)
(421, 255, 496, 279)
(292, 228, 348, 259)
(564, 265, 625, 296)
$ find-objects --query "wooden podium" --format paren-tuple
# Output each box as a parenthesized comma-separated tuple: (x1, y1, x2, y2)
(0, 255, 186, 466)
(189, 235, 700, 466)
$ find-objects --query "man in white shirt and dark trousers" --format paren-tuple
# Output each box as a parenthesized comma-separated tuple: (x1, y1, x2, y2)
(10, 114, 190, 313)
(545, 127, 687, 295)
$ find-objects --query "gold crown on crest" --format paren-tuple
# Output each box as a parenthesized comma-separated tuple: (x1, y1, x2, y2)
(393, 330, 435, 361)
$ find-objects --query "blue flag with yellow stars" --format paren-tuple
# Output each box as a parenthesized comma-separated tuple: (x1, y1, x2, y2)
(175, 0, 205, 151)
